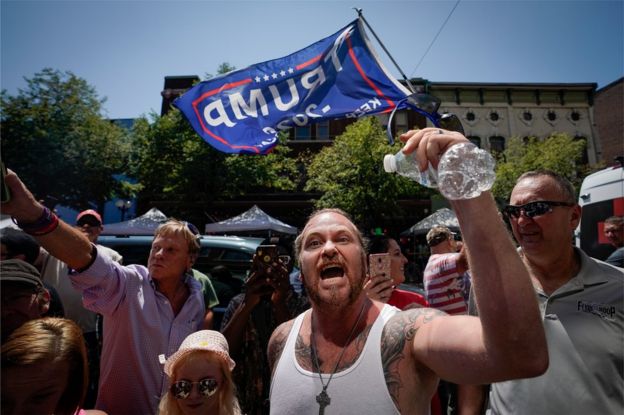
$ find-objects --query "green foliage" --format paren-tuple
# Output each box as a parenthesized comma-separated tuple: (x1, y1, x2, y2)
(305, 117, 432, 229)
(0, 68, 130, 209)
(492, 133, 587, 201)
(222, 132, 299, 197)
(130, 110, 298, 206)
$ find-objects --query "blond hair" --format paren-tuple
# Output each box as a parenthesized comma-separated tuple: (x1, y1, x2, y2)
(158, 350, 241, 415)
(155, 219, 201, 258)
(1, 318, 88, 415)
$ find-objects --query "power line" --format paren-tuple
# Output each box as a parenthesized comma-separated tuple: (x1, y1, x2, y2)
(409, 0, 461, 78)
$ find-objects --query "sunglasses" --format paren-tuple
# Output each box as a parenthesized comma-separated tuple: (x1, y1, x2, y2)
(77, 218, 102, 227)
(386, 93, 465, 145)
(170, 377, 219, 400)
(502, 201, 574, 220)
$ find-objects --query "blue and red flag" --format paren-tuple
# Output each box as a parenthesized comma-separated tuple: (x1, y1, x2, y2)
(174, 18, 411, 154)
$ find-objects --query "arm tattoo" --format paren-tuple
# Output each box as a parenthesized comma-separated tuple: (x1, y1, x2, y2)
(381, 308, 446, 406)
(268, 320, 293, 376)
(295, 332, 314, 371)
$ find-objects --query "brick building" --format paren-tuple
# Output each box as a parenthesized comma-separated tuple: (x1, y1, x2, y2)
(594, 77, 623, 165)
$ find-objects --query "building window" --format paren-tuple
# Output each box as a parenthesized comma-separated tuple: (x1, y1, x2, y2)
(547, 110, 557, 121)
(523, 111, 532, 121)
(394, 112, 408, 135)
(316, 121, 330, 140)
(294, 126, 311, 140)
(570, 111, 580, 122)
(466, 111, 476, 122)
(490, 111, 499, 122)
(467, 136, 481, 148)
(489, 136, 505, 153)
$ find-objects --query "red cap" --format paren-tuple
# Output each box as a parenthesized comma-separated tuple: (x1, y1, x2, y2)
(76, 209, 102, 225)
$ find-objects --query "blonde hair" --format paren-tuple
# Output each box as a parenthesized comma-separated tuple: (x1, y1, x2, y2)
(158, 350, 241, 415)
(155, 219, 201, 258)
(1, 318, 88, 415)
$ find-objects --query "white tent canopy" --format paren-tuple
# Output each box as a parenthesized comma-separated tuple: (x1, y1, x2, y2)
(400, 208, 460, 236)
(100, 207, 168, 236)
(204, 205, 297, 235)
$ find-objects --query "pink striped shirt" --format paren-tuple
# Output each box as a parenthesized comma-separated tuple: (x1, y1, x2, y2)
(69, 246, 205, 415)
(423, 253, 468, 315)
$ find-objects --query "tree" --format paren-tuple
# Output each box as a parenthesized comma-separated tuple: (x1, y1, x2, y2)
(130, 109, 298, 222)
(305, 117, 433, 229)
(492, 133, 588, 201)
(0, 68, 130, 210)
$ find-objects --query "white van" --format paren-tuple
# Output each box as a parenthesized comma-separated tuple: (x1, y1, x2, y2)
(576, 162, 624, 260)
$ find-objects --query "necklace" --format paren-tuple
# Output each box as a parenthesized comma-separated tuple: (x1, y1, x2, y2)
(310, 300, 368, 415)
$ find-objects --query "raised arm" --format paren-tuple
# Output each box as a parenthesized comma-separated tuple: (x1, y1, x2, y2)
(399, 129, 548, 385)
(2, 169, 93, 269)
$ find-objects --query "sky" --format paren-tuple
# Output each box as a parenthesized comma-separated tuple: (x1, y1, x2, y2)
(1, 0, 622, 120)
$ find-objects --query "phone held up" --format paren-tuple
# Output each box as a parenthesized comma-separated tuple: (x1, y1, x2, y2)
(369, 253, 391, 279)
(246, 245, 279, 286)
(1, 161, 10, 203)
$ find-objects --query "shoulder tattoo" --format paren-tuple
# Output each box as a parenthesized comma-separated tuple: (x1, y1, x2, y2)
(381, 308, 446, 404)
(268, 320, 294, 374)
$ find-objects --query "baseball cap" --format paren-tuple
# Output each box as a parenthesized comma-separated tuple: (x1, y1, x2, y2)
(162, 330, 235, 376)
(0, 259, 43, 287)
(426, 226, 455, 247)
(76, 209, 102, 225)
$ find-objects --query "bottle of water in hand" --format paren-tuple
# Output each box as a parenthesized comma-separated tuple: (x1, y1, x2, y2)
(383, 142, 496, 200)
(383, 152, 439, 188)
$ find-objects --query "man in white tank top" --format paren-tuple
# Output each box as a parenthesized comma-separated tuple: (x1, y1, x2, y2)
(268, 129, 549, 414)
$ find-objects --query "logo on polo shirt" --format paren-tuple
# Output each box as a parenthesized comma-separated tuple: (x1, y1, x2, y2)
(577, 300, 616, 322)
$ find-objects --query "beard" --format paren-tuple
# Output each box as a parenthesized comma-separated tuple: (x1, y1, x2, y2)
(304, 273, 365, 309)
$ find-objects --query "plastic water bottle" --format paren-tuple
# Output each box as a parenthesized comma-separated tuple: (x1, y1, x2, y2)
(383, 142, 496, 200)
(383, 151, 438, 188)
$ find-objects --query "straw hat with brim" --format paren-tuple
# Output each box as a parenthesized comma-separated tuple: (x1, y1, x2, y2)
(164, 330, 235, 376)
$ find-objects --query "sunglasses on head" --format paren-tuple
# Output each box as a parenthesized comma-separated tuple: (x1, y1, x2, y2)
(502, 201, 574, 220)
(386, 93, 465, 145)
(170, 377, 219, 400)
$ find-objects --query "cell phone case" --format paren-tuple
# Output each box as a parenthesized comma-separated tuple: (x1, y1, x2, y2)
(369, 253, 391, 278)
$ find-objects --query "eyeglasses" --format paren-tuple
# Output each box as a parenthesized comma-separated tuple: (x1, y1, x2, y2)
(170, 377, 219, 400)
(502, 201, 574, 220)
(386, 93, 465, 145)
(77, 219, 101, 228)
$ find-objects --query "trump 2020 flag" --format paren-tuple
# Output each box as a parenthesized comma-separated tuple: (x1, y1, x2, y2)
(174, 18, 411, 154)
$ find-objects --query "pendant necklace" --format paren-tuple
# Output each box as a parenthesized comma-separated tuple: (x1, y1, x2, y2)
(310, 300, 368, 415)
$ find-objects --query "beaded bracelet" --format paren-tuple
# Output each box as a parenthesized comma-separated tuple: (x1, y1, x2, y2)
(13, 206, 60, 236)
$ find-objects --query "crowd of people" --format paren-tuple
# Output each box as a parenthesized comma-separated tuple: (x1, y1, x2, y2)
(2, 128, 622, 415)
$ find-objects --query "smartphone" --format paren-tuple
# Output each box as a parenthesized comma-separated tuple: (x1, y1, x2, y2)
(369, 253, 391, 279)
(1, 161, 10, 203)
(246, 244, 279, 285)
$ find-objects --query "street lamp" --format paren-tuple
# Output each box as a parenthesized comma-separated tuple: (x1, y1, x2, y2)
(115, 199, 132, 222)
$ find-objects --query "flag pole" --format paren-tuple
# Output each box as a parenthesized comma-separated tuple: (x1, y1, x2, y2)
(354, 8, 416, 93)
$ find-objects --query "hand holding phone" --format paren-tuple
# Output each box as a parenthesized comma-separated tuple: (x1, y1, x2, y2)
(365, 253, 394, 303)
(369, 253, 391, 279)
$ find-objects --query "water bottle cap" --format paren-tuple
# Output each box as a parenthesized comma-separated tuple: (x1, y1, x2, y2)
(383, 154, 396, 173)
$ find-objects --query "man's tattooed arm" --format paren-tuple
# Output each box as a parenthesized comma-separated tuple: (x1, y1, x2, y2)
(268, 319, 294, 377)
(381, 308, 447, 406)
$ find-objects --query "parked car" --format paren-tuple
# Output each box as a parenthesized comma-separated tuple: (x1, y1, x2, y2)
(97, 234, 263, 280)
(575, 162, 624, 260)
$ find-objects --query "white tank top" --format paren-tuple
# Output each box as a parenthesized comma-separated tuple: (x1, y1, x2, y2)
(270, 304, 401, 414)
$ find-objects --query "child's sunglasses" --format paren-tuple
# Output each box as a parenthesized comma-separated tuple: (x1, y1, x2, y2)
(170, 377, 219, 400)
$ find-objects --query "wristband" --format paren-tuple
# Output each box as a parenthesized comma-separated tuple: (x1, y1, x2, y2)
(14, 207, 60, 236)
